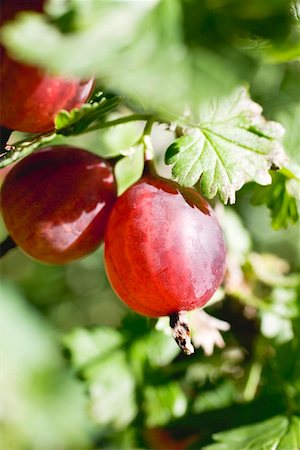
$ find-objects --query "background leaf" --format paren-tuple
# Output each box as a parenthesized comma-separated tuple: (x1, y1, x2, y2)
(0, 282, 90, 449)
(252, 171, 300, 229)
(0, 0, 236, 115)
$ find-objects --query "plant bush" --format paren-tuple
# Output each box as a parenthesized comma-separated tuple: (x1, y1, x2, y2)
(0, 1, 299, 449)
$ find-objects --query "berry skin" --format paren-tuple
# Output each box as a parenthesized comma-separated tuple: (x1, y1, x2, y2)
(0, 146, 117, 264)
(104, 170, 226, 319)
(0, 54, 94, 133)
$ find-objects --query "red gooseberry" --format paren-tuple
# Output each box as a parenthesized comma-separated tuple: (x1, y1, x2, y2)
(0, 146, 117, 264)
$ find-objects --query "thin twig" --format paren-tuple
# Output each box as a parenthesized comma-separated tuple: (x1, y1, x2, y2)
(79, 114, 151, 134)
(0, 236, 17, 257)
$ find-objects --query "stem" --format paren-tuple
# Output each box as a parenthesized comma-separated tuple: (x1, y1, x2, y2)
(0, 115, 153, 162)
(169, 311, 194, 355)
(0, 236, 17, 257)
(243, 361, 262, 402)
(143, 116, 155, 137)
(78, 114, 151, 134)
(143, 117, 155, 162)
(0, 130, 55, 164)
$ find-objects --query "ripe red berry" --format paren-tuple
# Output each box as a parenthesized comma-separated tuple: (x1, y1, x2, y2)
(105, 170, 226, 314)
(0, 54, 94, 133)
(0, 146, 117, 264)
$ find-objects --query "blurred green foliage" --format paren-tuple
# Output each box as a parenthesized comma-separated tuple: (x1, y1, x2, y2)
(1, 0, 300, 449)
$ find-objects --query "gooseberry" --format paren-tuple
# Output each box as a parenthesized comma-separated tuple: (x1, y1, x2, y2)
(0, 54, 94, 133)
(0, 146, 117, 264)
(0, 0, 93, 134)
(0, 0, 67, 141)
(104, 166, 226, 353)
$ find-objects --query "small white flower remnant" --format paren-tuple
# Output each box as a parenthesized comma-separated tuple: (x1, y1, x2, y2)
(189, 310, 230, 356)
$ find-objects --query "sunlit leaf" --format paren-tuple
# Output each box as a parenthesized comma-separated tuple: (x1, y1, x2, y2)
(204, 416, 291, 450)
(165, 87, 285, 203)
(114, 144, 144, 195)
(277, 416, 300, 449)
(55, 95, 121, 135)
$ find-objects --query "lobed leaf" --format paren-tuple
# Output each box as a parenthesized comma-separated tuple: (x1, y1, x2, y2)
(165, 87, 286, 204)
(203, 415, 300, 450)
(55, 95, 121, 135)
(277, 416, 300, 449)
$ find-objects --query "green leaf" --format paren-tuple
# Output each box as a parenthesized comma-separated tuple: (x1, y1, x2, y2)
(63, 326, 124, 369)
(203, 416, 291, 450)
(145, 328, 180, 367)
(252, 171, 300, 229)
(275, 104, 300, 163)
(248, 253, 300, 288)
(0, 282, 90, 449)
(165, 87, 286, 204)
(99, 119, 142, 158)
(144, 382, 187, 427)
(277, 416, 300, 449)
(0, 1, 236, 116)
(114, 144, 144, 195)
(55, 95, 121, 135)
(193, 381, 235, 414)
(63, 326, 136, 429)
(86, 351, 137, 429)
(263, 9, 300, 63)
(260, 286, 300, 343)
(128, 324, 180, 371)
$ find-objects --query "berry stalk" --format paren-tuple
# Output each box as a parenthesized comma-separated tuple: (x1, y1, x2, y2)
(169, 312, 195, 355)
